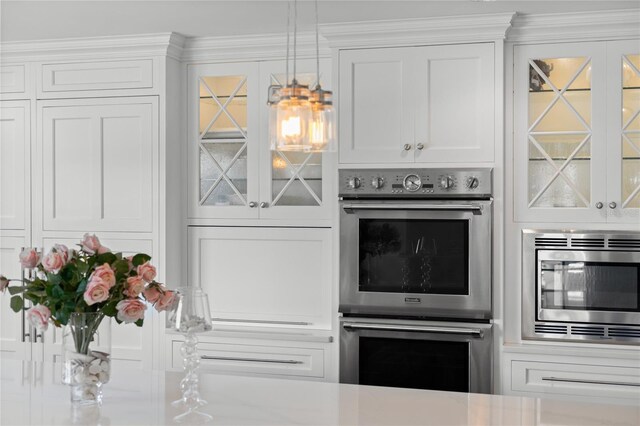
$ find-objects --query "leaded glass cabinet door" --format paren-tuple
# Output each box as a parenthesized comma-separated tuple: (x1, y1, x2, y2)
(258, 59, 334, 221)
(607, 40, 640, 223)
(515, 42, 607, 222)
(188, 62, 260, 219)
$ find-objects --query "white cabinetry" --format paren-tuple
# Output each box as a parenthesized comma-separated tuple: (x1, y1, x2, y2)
(339, 43, 495, 164)
(188, 226, 332, 329)
(514, 39, 640, 223)
(37, 97, 157, 232)
(187, 59, 333, 223)
(0, 101, 29, 230)
(0, 64, 29, 99)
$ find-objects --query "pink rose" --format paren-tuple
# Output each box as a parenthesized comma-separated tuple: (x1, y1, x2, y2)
(97, 246, 111, 254)
(42, 250, 65, 273)
(124, 276, 145, 298)
(19, 248, 40, 269)
(116, 299, 146, 323)
(81, 233, 102, 254)
(26, 305, 51, 332)
(90, 263, 116, 288)
(155, 290, 177, 312)
(83, 279, 111, 306)
(125, 256, 135, 272)
(143, 285, 162, 303)
(0, 276, 10, 293)
(53, 244, 71, 264)
(137, 262, 156, 283)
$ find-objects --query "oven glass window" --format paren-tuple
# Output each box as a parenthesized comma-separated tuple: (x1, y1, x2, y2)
(359, 337, 469, 392)
(359, 219, 469, 294)
(539, 261, 640, 311)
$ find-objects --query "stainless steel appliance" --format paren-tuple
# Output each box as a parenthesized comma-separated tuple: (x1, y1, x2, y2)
(338, 168, 493, 394)
(339, 168, 493, 320)
(340, 317, 493, 393)
(523, 230, 640, 344)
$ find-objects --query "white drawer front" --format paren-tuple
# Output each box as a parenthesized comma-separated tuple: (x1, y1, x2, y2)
(172, 341, 324, 378)
(0, 65, 26, 95)
(41, 60, 153, 93)
(512, 360, 640, 401)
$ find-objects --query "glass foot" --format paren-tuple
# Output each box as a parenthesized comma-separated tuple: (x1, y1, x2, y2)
(173, 409, 213, 423)
(171, 397, 207, 407)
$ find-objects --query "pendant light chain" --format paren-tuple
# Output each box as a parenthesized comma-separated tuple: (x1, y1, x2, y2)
(315, 0, 320, 88)
(293, 0, 298, 83)
(285, 1, 290, 87)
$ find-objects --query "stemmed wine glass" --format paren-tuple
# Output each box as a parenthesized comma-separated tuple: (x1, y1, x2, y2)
(167, 287, 213, 423)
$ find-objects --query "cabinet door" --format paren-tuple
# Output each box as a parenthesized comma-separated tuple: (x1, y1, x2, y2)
(514, 42, 607, 222)
(188, 62, 260, 219)
(339, 47, 415, 163)
(188, 226, 332, 329)
(0, 234, 31, 360)
(38, 97, 157, 232)
(258, 59, 334, 221)
(0, 101, 29, 230)
(412, 43, 494, 163)
(606, 39, 640, 223)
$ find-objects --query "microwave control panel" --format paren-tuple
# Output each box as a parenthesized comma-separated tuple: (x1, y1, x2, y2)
(339, 168, 492, 198)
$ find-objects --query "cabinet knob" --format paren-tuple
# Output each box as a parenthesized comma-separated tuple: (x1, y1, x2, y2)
(595, 202, 603, 209)
(403, 144, 412, 151)
(260, 202, 269, 208)
(416, 143, 424, 150)
(609, 201, 617, 209)
(249, 201, 257, 208)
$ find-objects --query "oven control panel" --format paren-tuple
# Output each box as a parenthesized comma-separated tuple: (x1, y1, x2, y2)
(339, 168, 492, 198)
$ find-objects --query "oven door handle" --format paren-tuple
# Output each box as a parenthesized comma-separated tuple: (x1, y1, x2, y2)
(342, 322, 484, 337)
(342, 203, 484, 214)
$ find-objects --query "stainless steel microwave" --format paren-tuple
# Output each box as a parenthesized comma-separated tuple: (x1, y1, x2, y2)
(522, 230, 640, 344)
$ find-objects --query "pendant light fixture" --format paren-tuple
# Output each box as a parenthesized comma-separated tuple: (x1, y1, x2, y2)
(268, 0, 335, 152)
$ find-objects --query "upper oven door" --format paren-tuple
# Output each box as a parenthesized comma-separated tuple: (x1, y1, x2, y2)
(339, 199, 492, 319)
(537, 250, 640, 325)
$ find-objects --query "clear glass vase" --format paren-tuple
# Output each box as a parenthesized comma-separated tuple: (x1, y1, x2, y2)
(62, 312, 111, 405)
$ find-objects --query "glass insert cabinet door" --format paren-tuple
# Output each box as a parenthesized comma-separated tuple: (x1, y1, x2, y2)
(607, 40, 640, 223)
(514, 42, 608, 222)
(188, 62, 260, 219)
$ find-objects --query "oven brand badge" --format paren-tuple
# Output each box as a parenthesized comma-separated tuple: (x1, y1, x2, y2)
(404, 297, 421, 303)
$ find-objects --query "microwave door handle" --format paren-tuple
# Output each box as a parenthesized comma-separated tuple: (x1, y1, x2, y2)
(342, 322, 484, 337)
(342, 203, 484, 214)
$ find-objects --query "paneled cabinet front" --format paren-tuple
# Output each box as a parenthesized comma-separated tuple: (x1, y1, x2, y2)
(187, 59, 333, 223)
(188, 226, 332, 329)
(37, 97, 157, 232)
(339, 43, 495, 164)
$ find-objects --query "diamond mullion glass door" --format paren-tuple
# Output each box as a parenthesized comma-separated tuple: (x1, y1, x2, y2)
(258, 59, 334, 222)
(515, 42, 607, 222)
(606, 40, 640, 223)
(188, 63, 260, 219)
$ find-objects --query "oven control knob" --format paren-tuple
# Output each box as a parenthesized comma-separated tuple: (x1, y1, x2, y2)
(439, 176, 455, 190)
(466, 176, 479, 189)
(347, 177, 361, 189)
(371, 177, 385, 189)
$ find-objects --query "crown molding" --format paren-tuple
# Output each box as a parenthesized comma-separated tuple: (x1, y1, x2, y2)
(508, 9, 640, 43)
(319, 12, 516, 49)
(0, 32, 186, 62)
(181, 31, 331, 63)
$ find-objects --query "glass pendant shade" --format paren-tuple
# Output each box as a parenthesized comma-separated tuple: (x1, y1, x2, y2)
(309, 88, 336, 152)
(271, 83, 312, 151)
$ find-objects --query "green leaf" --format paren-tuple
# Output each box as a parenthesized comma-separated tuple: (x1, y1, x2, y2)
(51, 284, 64, 298)
(102, 300, 118, 317)
(8, 286, 26, 295)
(95, 252, 117, 266)
(113, 260, 130, 275)
(131, 253, 151, 267)
(46, 273, 62, 286)
(134, 318, 144, 327)
(76, 279, 88, 295)
(10, 296, 23, 312)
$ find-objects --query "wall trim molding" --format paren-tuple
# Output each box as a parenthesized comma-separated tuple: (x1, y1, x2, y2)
(319, 12, 516, 49)
(508, 9, 640, 43)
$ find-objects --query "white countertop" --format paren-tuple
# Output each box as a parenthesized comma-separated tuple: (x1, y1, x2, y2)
(1, 360, 638, 426)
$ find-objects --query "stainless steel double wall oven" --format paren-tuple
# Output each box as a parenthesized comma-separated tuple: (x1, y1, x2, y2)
(339, 168, 493, 393)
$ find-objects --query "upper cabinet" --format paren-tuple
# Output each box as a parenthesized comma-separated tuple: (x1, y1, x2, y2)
(187, 58, 334, 223)
(0, 64, 30, 100)
(0, 101, 29, 230)
(339, 43, 495, 164)
(514, 39, 640, 223)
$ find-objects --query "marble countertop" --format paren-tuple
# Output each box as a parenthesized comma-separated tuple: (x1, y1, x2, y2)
(1, 360, 638, 426)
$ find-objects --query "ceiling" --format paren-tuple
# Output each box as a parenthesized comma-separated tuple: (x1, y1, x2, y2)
(1, 1, 638, 42)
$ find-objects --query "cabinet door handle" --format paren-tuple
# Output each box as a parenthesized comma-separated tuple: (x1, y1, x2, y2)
(260, 202, 269, 208)
(248, 201, 257, 208)
(403, 144, 412, 151)
(541, 376, 640, 387)
(416, 143, 424, 150)
(595, 202, 603, 209)
(608, 202, 617, 209)
(201, 355, 303, 365)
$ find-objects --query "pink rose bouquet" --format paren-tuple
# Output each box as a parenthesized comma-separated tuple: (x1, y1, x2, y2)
(1, 234, 177, 331)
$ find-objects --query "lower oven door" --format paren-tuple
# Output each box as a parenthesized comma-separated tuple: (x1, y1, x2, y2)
(340, 317, 493, 394)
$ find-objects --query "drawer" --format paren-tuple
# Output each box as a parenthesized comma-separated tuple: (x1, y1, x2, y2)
(40, 59, 153, 94)
(512, 360, 640, 401)
(171, 341, 325, 378)
(1, 65, 27, 96)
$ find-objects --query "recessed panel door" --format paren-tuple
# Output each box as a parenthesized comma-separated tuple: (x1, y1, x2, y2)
(0, 101, 29, 230)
